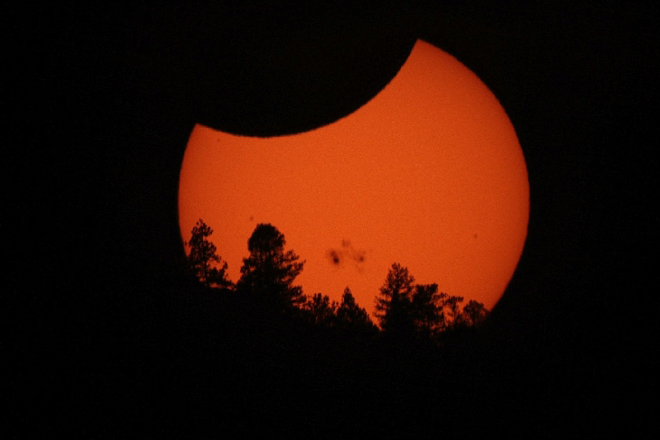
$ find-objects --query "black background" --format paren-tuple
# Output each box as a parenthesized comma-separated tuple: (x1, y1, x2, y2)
(7, 1, 655, 436)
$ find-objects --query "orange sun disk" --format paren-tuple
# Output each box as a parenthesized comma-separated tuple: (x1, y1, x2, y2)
(178, 40, 529, 316)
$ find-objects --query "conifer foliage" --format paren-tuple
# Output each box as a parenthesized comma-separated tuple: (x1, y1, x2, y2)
(186, 220, 488, 339)
(237, 223, 306, 310)
(375, 263, 488, 338)
(186, 219, 232, 289)
(336, 287, 377, 334)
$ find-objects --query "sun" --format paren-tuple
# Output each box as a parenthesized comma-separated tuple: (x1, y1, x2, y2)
(178, 39, 529, 316)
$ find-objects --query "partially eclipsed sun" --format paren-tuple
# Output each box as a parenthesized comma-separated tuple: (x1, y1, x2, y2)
(178, 40, 529, 315)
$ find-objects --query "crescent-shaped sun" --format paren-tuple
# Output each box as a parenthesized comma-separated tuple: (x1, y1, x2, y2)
(178, 39, 529, 316)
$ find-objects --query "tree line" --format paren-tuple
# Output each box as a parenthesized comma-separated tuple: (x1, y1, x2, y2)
(185, 219, 488, 342)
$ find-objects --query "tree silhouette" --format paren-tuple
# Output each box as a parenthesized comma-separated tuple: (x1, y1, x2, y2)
(236, 223, 305, 310)
(373, 263, 483, 340)
(444, 294, 465, 329)
(374, 263, 416, 335)
(336, 287, 377, 334)
(303, 293, 337, 327)
(185, 219, 232, 289)
(411, 283, 444, 337)
(459, 299, 489, 327)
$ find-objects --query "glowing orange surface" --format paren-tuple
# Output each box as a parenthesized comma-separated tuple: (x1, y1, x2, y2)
(178, 40, 529, 315)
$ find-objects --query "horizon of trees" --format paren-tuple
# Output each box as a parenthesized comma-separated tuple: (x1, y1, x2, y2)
(185, 219, 489, 341)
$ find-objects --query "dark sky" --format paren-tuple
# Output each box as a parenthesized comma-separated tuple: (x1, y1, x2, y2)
(7, 1, 655, 435)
